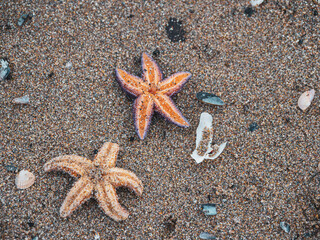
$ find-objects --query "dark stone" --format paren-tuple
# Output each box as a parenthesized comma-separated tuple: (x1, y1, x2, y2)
(314, 10, 318, 16)
(298, 39, 304, 45)
(152, 48, 160, 57)
(129, 136, 135, 142)
(249, 122, 258, 132)
(244, 7, 254, 17)
(48, 71, 54, 78)
(128, 14, 134, 18)
(93, 149, 98, 155)
(27, 221, 34, 228)
(163, 216, 177, 234)
(189, 9, 195, 13)
(165, 18, 186, 42)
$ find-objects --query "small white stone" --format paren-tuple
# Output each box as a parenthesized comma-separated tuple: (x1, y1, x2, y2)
(298, 89, 315, 111)
(15, 170, 35, 189)
(65, 61, 72, 68)
(13, 95, 30, 104)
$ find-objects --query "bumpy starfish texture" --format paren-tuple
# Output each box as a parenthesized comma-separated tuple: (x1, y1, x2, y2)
(116, 52, 191, 139)
(44, 142, 143, 221)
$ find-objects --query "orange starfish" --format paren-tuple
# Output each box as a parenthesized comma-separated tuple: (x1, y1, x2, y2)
(44, 142, 143, 221)
(116, 52, 191, 139)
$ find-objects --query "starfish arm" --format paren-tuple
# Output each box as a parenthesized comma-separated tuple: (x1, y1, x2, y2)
(116, 69, 148, 97)
(153, 93, 190, 127)
(107, 167, 143, 196)
(134, 94, 154, 140)
(44, 155, 92, 177)
(60, 177, 94, 218)
(158, 72, 191, 96)
(141, 52, 162, 85)
(93, 142, 119, 169)
(95, 180, 129, 221)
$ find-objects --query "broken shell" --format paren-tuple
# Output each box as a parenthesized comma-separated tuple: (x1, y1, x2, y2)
(199, 232, 216, 239)
(201, 204, 217, 216)
(191, 112, 227, 164)
(0, 59, 10, 81)
(13, 95, 30, 104)
(250, 0, 264, 6)
(15, 170, 35, 189)
(196, 92, 224, 106)
(298, 89, 315, 111)
(280, 221, 290, 233)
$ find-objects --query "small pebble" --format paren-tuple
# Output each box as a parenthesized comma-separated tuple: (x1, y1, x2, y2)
(65, 61, 72, 68)
(18, 13, 32, 26)
(196, 92, 225, 106)
(244, 7, 254, 17)
(0, 59, 10, 81)
(201, 204, 217, 216)
(5, 164, 18, 172)
(165, 17, 186, 42)
(13, 95, 30, 104)
(280, 221, 290, 233)
(249, 122, 258, 132)
(199, 232, 216, 239)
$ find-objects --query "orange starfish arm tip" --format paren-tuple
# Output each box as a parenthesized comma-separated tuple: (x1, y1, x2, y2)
(159, 72, 191, 96)
(60, 177, 94, 218)
(107, 167, 143, 196)
(116, 68, 148, 97)
(44, 155, 91, 177)
(153, 93, 190, 127)
(134, 94, 154, 139)
(95, 181, 129, 221)
(141, 52, 162, 85)
(94, 142, 119, 169)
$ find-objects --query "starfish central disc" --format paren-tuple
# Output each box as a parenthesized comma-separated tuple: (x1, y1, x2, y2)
(116, 52, 192, 139)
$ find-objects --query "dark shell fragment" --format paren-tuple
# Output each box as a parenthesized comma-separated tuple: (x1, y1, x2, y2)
(200, 232, 216, 239)
(196, 92, 225, 106)
(201, 203, 217, 216)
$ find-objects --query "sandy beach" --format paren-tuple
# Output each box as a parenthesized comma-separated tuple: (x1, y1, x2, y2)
(1, 0, 320, 239)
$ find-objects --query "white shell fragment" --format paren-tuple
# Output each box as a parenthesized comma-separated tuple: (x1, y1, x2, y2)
(15, 170, 35, 189)
(13, 95, 30, 104)
(191, 112, 227, 164)
(250, 0, 264, 6)
(298, 89, 315, 111)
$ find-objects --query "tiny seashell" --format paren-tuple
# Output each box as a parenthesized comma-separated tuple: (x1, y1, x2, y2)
(199, 232, 216, 240)
(201, 204, 217, 216)
(15, 170, 35, 189)
(13, 95, 30, 104)
(298, 89, 315, 111)
(280, 221, 290, 233)
(196, 92, 225, 106)
(65, 61, 72, 68)
(0, 59, 10, 81)
(250, 0, 264, 6)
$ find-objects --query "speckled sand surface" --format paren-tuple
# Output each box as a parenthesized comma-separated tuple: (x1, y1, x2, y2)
(1, 0, 320, 239)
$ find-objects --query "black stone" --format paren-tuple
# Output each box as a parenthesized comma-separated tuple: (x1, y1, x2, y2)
(93, 149, 98, 155)
(128, 14, 134, 18)
(48, 71, 54, 78)
(129, 136, 135, 142)
(165, 18, 186, 42)
(244, 7, 254, 17)
(249, 122, 258, 132)
(27, 221, 34, 228)
(313, 10, 318, 16)
(152, 48, 160, 57)
(298, 39, 304, 45)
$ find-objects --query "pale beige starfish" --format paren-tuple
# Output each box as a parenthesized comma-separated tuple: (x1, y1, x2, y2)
(44, 142, 143, 221)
